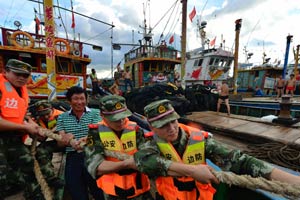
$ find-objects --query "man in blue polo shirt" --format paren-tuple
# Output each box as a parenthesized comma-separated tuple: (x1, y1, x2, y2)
(56, 86, 104, 200)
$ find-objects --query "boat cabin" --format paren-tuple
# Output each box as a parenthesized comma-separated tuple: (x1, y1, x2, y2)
(238, 64, 300, 95)
(185, 47, 234, 88)
(0, 27, 91, 99)
(123, 44, 181, 89)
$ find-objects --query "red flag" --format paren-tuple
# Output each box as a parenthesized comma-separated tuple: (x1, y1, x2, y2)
(169, 35, 174, 44)
(189, 6, 196, 22)
(210, 37, 216, 47)
(35, 15, 40, 31)
(71, 1, 75, 29)
(71, 11, 75, 28)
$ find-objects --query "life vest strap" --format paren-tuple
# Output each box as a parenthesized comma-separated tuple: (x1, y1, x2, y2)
(116, 168, 138, 175)
(114, 185, 135, 198)
(173, 178, 196, 191)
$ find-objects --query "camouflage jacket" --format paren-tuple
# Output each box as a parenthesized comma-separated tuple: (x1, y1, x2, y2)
(84, 121, 151, 179)
(134, 127, 274, 179)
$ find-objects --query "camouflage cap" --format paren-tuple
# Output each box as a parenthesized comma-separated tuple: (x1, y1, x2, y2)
(6, 59, 32, 74)
(99, 95, 132, 121)
(144, 99, 180, 128)
(35, 100, 52, 116)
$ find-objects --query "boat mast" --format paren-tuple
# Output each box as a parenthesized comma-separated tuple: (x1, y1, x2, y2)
(233, 19, 242, 95)
(282, 35, 293, 79)
(181, 0, 187, 83)
(44, 0, 57, 101)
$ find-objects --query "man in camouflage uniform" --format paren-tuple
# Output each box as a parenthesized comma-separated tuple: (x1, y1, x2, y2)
(84, 95, 154, 200)
(34, 100, 65, 197)
(134, 99, 300, 200)
(0, 59, 45, 199)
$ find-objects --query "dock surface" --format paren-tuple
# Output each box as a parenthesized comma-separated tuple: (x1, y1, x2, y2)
(184, 111, 300, 149)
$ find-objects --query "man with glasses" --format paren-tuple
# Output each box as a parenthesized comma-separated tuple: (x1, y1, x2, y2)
(0, 59, 46, 199)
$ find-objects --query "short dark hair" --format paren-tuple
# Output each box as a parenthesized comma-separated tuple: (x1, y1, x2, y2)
(66, 86, 87, 101)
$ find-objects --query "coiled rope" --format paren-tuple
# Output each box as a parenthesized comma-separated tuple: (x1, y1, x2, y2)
(39, 128, 300, 199)
(245, 142, 300, 171)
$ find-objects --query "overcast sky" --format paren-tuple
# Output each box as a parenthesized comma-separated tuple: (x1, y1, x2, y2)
(1, 0, 300, 78)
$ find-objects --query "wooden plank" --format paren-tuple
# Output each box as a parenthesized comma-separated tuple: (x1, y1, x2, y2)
(184, 111, 300, 149)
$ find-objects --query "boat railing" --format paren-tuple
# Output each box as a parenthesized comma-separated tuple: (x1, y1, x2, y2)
(0, 27, 85, 58)
(124, 45, 180, 62)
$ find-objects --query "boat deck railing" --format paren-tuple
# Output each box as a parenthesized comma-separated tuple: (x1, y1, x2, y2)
(124, 45, 180, 62)
(0, 27, 87, 59)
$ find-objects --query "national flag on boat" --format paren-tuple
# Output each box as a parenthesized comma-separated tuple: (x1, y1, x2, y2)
(34, 8, 40, 34)
(169, 35, 174, 44)
(71, 0, 75, 28)
(189, 6, 196, 22)
(210, 36, 216, 47)
(34, 15, 41, 31)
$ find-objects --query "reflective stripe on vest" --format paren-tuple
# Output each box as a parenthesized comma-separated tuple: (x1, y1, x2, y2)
(154, 123, 215, 200)
(0, 74, 28, 124)
(96, 120, 150, 198)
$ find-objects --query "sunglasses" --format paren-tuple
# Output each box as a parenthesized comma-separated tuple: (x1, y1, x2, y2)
(12, 71, 30, 78)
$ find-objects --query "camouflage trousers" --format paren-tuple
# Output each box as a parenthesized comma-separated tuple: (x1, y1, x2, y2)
(0, 136, 63, 200)
(35, 140, 65, 184)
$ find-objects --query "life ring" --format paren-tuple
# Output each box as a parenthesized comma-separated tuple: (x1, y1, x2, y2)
(54, 38, 70, 55)
(11, 31, 35, 49)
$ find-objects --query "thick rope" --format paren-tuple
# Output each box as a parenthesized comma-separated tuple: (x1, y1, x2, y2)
(39, 128, 300, 199)
(30, 136, 53, 200)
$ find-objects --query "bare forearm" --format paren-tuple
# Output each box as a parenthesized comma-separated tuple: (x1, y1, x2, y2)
(168, 162, 219, 184)
(0, 118, 26, 132)
(168, 162, 192, 177)
(269, 168, 300, 185)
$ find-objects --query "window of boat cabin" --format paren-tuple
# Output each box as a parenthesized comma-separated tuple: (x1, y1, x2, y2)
(72, 62, 83, 74)
(20, 57, 37, 72)
(40, 58, 47, 72)
(158, 63, 163, 71)
(214, 58, 219, 66)
(193, 59, 203, 67)
(218, 59, 225, 67)
(227, 60, 232, 67)
(56, 61, 69, 74)
(209, 58, 214, 65)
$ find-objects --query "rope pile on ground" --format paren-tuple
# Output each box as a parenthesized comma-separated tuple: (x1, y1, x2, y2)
(245, 142, 300, 171)
(40, 128, 300, 199)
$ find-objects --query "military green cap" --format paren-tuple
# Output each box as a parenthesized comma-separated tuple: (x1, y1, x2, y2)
(144, 99, 180, 128)
(35, 100, 52, 116)
(99, 95, 132, 121)
(6, 59, 32, 74)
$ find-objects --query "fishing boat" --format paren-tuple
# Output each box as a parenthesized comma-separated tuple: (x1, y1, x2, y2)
(122, 30, 181, 88)
(227, 36, 300, 118)
(0, 25, 91, 99)
(184, 21, 234, 88)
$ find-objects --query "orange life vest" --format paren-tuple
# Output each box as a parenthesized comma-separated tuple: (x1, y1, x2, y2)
(154, 123, 216, 200)
(0, 74, 28, 124)
(37, 108, 63, 129)
(96, 119, 150, 198)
